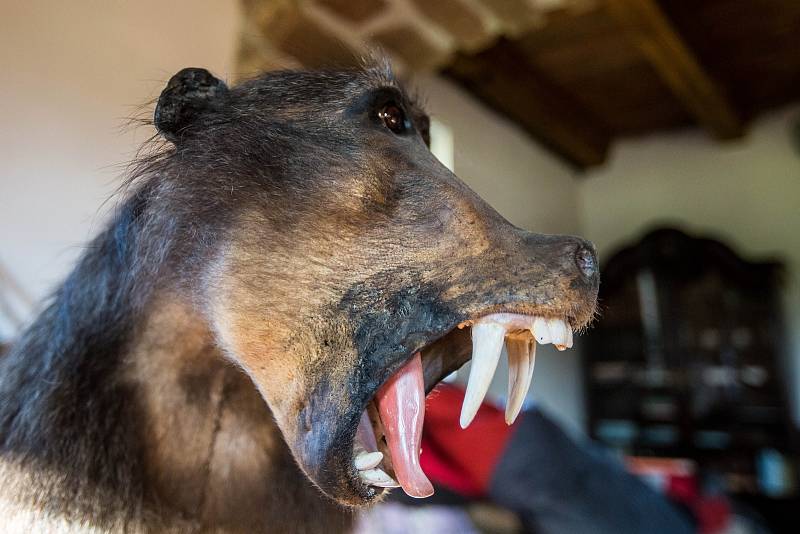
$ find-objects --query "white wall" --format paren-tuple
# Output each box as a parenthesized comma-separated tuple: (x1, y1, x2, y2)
(578, 106, 800, 424)
(0, 0, 241, 338)
(415, 75, 588, 434)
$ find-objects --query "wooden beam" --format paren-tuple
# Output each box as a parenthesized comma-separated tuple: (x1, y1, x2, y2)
(444, 40, 611, 169)
(605, 0, 743, 139)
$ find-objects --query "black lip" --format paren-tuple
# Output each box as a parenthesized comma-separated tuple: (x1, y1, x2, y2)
(295, 306, 464, 505)
(339, 320, 467, 503)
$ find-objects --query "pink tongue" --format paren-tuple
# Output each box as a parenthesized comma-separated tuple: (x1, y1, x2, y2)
(375, 352, 434, 498)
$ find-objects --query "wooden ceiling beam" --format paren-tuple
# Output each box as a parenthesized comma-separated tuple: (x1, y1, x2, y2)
(605, 0, 743, 139)
(444, 40, 611, 169)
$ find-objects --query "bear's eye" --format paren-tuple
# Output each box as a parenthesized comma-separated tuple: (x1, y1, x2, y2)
(378, 103, 409, 134)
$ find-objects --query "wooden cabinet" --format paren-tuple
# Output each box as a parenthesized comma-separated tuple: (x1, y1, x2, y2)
(584, 228, 796, 497)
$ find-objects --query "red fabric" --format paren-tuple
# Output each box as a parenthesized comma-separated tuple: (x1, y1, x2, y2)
(667, 474, 698, 503)
(420, 384, 515, 498)
(694, 496, 731, 534)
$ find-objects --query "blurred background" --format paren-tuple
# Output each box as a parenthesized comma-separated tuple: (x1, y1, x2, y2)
(1, 1, 799, 532)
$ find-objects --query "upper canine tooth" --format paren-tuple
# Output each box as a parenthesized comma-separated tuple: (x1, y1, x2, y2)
(532, 317, 551, 345)
(460, 322, 506, 429)
(505, 338, 536, 425)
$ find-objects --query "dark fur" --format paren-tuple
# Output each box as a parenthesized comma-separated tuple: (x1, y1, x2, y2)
(0, 66, 404, 529)
(0, 63, 434, 531)
(0, 195, 150, 524)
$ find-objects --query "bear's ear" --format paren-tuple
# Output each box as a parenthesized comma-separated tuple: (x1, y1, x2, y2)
(154, 68, 228, 142)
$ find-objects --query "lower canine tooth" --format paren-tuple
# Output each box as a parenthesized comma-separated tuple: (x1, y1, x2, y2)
(460, 322, 506, 429)
(505, 338, 536, 424)
(355, 451, 383, 471)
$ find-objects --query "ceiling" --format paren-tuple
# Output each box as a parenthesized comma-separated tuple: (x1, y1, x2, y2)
(239, 0, 800, 169)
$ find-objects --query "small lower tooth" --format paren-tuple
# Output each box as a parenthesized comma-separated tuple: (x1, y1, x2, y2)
(371, 479, 401, 488)
(359, 468, 398, 487)
(355, 451, 383, 471)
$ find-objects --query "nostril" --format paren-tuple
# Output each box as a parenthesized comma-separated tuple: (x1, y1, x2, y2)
(575, 245, 597, 279)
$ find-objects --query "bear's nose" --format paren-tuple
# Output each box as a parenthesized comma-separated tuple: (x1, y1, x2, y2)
(575, 243, 598, 279)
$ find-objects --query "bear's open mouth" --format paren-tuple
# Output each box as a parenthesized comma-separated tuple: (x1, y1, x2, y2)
(350, 310, 577, 499)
